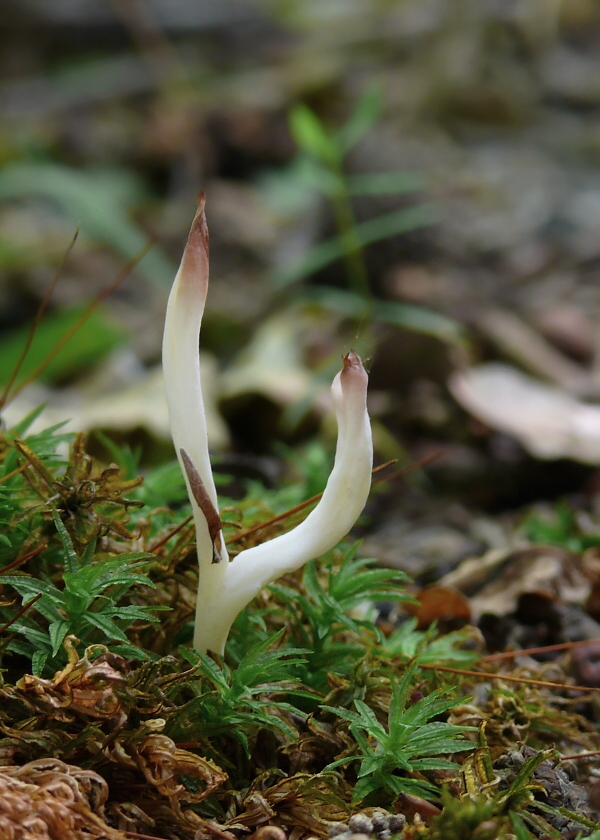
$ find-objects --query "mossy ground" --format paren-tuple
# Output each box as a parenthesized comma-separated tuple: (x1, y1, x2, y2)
(1, 416, 600, 840)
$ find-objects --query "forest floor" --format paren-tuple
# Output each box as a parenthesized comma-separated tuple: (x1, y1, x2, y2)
(3, 2, 600, 837)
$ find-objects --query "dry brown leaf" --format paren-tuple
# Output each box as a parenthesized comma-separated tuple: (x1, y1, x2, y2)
(404, 585, 471, 630)
(441, 545, 590, 621)
(449, 362, 600, 463)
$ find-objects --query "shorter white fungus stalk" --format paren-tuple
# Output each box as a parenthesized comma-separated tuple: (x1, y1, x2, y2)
(163, 198, 373, 654)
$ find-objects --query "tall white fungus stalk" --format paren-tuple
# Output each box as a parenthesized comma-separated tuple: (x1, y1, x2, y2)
(163, 198, 373, 654)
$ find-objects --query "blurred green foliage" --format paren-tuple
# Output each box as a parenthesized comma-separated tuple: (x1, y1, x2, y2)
(261, 91, 467, 350)
(0, 306, 125, 386)
(269, 88, 438, 293)
(523, 499, 600, 552)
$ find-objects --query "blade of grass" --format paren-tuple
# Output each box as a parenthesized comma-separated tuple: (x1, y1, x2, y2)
(0, 227, 79, 411)
(271, 204, 438, 288)
(5, 235, 157, 405)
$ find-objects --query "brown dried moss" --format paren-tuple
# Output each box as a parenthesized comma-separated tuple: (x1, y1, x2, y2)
(0, 758, 126, 840)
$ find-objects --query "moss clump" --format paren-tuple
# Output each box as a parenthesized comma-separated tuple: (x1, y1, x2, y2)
(0, 418, 599, 838)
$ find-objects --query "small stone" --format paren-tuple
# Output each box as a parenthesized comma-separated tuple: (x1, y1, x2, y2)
(388, 815, 406, 835)
(571, 639, 600, 687)
(348, 834, 371, 840)
(328, 825, 349, 838)
(377, 830, 392, 840)
(348, 815, 373, 835)
(371, 811, 390, 832)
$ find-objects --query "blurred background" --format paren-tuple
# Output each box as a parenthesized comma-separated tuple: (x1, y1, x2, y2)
(3, 0, 600, 593)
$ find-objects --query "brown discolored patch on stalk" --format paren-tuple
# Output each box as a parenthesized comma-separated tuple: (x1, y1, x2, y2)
(180, 448, 224, 563)
(178, 191, 209, 299)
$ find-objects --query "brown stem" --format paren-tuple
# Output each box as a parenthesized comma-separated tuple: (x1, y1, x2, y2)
(149, 515, 194, 553)
(0, 544, 47, 575)
(123, 833, 163, 840)
(0, 227, 79, 410)
(6, 236, 157, 404)
(483, 639, 600, 662)
(226, 452, 441, 547)
(559, 749, 600, 762)
(0, 464, 27, 485)
(0, 594, 42, 636)
(419, 662, 596, 693)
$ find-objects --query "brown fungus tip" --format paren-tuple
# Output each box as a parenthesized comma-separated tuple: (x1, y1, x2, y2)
(190, 193, 209, 249)
(178, 195, 209, 294)
(340, 350, 368, 395)
(341, 349, 367, 380)
(343, 349, 362, 369)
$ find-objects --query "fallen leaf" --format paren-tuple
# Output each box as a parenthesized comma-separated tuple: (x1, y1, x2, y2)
(449, 362, 600, 463)
(404, 585, 471, 630)
(4, 352, 230, 451)
(441, 545, 590, 621)
(220, 313, 314, 406)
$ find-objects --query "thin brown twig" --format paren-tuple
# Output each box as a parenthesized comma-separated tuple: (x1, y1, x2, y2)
(226, 452, 441, 547)
(6, 236, 157, 405)
(224, 493, 319, 546)
(372, 458, 399, 474)
(419, 662, 596, 693)
(371, 451, 442, 487)
(559, 749, 600, 762)
(0, 544, 47, 575)
(149, 460, 405, 553)
(0, 464, 28, 485)
(0, 227, 79, 410)
(149, 514, 194, 552)
(484, 639, 600, 662)
(0, 594, 42, 636)
(146, 464, 404, 555)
